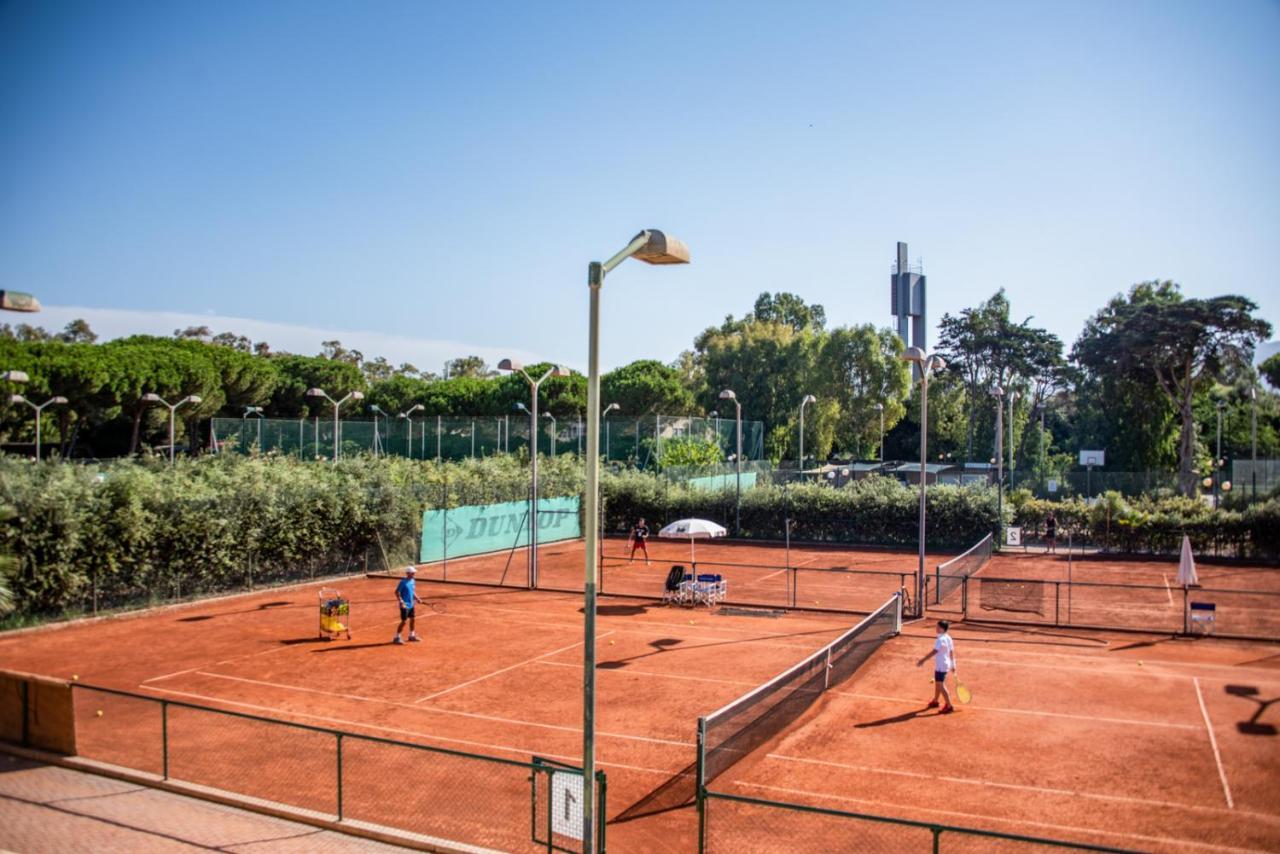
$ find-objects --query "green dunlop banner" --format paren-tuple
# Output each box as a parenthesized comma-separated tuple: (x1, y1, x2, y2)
(420, 496, 582, 563)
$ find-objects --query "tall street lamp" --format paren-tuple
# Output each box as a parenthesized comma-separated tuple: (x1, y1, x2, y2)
(369, 405, 390, 456)
(243, 405, 265, 450)
(305, 388, 364, 462)
(1251, 385, 1258, 504)
(1007, 389, 1019, 490)
(900, 348, 946, 613)
(991, 385, 1005, 542)
(543, 411, 557, 459)
(582, 229, 688, 852)
(10, 394, 67, 459)
(498, 359, 570, 590)
(141, 393, 203, 464)
(602, 403, 620, 461)
(798, 394, 816, 472)
(1215, 400, 1226, 509)
(719, 389, 744, 535)
(874, 402, 885, 463)
(398, 404, 425, 458)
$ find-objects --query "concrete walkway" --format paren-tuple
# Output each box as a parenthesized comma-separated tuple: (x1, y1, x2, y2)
(0, 754, 409, 853)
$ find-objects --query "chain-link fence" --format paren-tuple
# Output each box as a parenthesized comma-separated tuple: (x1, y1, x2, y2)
(1232, 459, 1280, 500)
(70, 683, 605, 853)
(1009, 470, 1180, 498)
(700, 791, 1135, 853)
(213, 414, 766, 468)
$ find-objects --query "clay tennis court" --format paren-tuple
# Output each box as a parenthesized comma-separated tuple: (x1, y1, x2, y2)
(0, 541, 1277, 852)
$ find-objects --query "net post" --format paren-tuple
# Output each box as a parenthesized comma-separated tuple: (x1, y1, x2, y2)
(696, 717, 707, 853)
(962, 577, 968, 617)
(1183, 587, 1189, 635)
(336, 732, 344, 821)
(1054, 582, 1060, 624)
(595, 769, 607, 853)
(161, 699, 169, 780)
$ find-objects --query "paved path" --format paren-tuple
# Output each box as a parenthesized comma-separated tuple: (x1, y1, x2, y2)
(0, 754, 408, 853)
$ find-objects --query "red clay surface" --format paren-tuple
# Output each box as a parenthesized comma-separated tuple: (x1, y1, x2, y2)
(0, 542, 1277, 853)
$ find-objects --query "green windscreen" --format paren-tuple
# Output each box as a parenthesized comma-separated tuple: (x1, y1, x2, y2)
(420, 496, 581, 562)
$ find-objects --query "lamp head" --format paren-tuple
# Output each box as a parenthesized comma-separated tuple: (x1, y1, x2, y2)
(142, 393, 162, 403)
(990, 385, 1004, 398)
(925, 355, 946, 372)
(874, 403, 884, 412)
(802, 394, 816, 405)
(542, 411, 554, 420)
(718, 389, 736, 401)
(0, 290, 41, 312)
(9, 394, 25, 404)
(900, 347, 925, 364)
(50, 396, 68, 405)
(1216, 399, 1226, 410)
(631, 230, 690, 265)
(350, 391, 364, 401)
(709, 410, 718, 418)
(604, 403, 620, 415)
(187, 395, 202, 404)
(550, 365, 571, 378)
(1, 371, 28, 384)
(515, 402, 529, 413)
(306, 388, 325, 398)
(497, 358, 522, 372)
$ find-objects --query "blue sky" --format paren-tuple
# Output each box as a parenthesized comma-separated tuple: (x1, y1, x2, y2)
(2, 1, 1277, 372)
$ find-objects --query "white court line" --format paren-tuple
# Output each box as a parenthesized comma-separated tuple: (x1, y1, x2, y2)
(766, 754, 1254, 817)
(1163, 574, 1174, 605)
(414, 633, 614, 704)
(730, 781, 1263, 854)
(537, 661, 1199, 731)
(137, 683, 677, 778)
(878, 646, 1185, 680)
(1194, 677, 1235, 809)
(193, 670, 689, 747)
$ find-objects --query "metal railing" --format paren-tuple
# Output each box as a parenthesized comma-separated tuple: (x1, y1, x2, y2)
(68, 683, 605, 853)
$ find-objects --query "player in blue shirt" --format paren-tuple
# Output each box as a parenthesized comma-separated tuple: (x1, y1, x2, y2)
(393, 566, 425, 645)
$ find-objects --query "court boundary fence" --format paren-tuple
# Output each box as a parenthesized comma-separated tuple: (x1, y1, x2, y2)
(35, 682, 607, 854)
(698, 790, 1139, 853)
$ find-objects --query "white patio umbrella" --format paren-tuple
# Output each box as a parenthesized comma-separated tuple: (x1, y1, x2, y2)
(1177, 534, 1200, 588)
(658, 518, 728, 565)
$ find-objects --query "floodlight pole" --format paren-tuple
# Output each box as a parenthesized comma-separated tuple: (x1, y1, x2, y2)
(307, 389, 364, 462)
(602, 403, 620, 461)
(875, 402, 885, 462)
(798, 395, 815, 471)
(1215, 400, 1225, 509)
(582, 230, 687, 854)
(901, 349, 945, 612)
(992, 386, 1004, 545)
(543, 412, 557, 459)
(10, 395, 68, 460)
(719, 390, 743, 535)
(503, 365, 567, 589)
(243, 406, 264, 450)
(398, 404, 424, 458)
(142, 394, 203, 464)
(1008, 389, 1019, 489)
(1251, 386, 1258, 504)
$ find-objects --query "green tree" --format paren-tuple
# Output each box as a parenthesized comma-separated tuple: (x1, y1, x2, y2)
(1072, 282, 1271, 495)
(811, 325, 911, 459)
(446, 355, 495, 379)
(601, 360, 697, 417)
(1262, 354, 1280, 390)
(57, 319, 97, 344)
(750, 292, 826, 331)
(269, 354, 367, 417)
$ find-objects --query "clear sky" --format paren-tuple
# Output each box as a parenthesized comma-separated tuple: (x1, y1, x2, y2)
(2, 1, 1277, 373)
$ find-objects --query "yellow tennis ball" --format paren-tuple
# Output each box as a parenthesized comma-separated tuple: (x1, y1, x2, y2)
(95, 710, 103, 717)
(71, 674, 78, 681)
(609, 640, 615, 645)
(1137, 661, 1143, 667)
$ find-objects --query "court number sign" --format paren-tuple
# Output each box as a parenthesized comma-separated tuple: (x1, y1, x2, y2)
(551, 772, 584, 840)
(1006, 526, 1022, 547)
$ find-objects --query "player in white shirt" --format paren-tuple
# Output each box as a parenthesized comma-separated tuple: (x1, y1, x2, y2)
(915, 620, 955, 714)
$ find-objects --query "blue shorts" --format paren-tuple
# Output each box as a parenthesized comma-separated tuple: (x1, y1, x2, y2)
(934, 670, 949, 683)
(400, 605, 415, 620)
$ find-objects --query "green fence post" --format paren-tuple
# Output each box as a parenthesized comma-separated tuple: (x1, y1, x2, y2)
(336, 733, 344, 821)
(932, 826, 941, 854)
(161, 700, 169, 780)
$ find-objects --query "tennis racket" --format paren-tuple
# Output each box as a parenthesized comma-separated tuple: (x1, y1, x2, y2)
(954, 670, 972, 704)
(427, 600, 447, 614)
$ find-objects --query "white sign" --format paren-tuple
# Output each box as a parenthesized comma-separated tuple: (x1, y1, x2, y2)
(1006, 526, 1022, 547)
(1047, 479, 1059, 493)
(1079, 450, 1105, 467)
(551, 772, 584, 841)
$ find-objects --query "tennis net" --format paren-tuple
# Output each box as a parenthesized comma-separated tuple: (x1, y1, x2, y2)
(697, 591, 901, 787)
(933, 533, 993, 605)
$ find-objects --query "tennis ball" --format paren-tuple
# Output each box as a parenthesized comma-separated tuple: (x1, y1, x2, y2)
(95, 710, 103, 717)
(71, 674, 78, 681)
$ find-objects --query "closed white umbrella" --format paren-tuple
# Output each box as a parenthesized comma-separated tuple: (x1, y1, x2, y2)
(658, 518, 728, 565)
(1177, 534, 1199, 588)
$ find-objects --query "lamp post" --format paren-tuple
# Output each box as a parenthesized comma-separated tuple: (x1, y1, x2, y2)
(242, 405, 265, 450)
(1008, 389, 1019, 489)
(9, 394, 67, 459)
(1251, 386, 1258, 504)
(141, 393, 203, 464)
(498, 360, 571, 590)
(543, 411, 557, 459)
(582, 229, 688, 852)
(305, 388, 364, 462)
(1215, 400, 1226, 509)
(991, 385, 1004, 544)
(719, 389, 743, 535)
(874, 402, 885, 463)
(602, 403, 620, 461)
(398, 404, 424, 458)
(369, 405, 390, 456)
(900, 348, 946, 612)
(798, 394, 815, 472)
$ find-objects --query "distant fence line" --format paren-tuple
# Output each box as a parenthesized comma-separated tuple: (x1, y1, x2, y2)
(211, 414, 765, 468)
